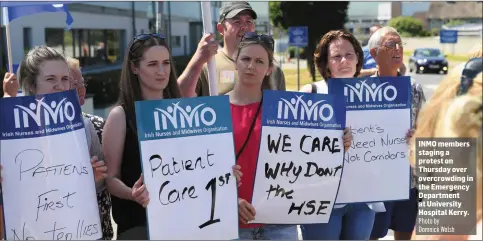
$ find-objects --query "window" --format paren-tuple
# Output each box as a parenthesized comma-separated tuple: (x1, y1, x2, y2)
(45, 28, 125, 68)
(171, 36, 181, 48)
(23, 28, 32, 55)
(45, 28, 65, 55)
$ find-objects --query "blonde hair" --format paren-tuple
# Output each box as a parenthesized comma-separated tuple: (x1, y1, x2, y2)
(410, 68, 482, 236)
(66, 56, 80, 69)
(468, 43, 482, 59)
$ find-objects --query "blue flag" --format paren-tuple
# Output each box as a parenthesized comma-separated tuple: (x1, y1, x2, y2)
(1, 2, 74, 30)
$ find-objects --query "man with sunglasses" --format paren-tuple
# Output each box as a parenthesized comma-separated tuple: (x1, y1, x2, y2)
(178, 1, 286, 97)
(367, 27, 426, 241)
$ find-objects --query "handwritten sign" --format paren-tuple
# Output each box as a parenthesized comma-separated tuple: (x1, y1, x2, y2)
(328, 77, 411, 204)
(134, 95, 238, 240)
(0, 90, 101, 240)
(250, 90, 346, 224)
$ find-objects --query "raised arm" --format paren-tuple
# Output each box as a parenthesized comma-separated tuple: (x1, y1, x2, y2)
(177, 33, 218, 97)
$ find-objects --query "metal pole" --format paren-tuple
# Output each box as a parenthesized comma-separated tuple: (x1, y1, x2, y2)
(131, 2, 136, 38)
(297, 47, 300, 90)
(167, 1, 171, 47)
(155, 1, 160, 33)
(267, 1, 271, 35)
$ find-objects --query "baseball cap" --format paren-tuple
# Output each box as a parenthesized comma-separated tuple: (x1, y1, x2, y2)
(219, 1, 257, 23)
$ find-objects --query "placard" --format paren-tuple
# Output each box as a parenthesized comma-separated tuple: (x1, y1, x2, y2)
(135, 95, 238, 240)
(250, 90, 346, 224)
(0, 90, 101, 240)
(328, 77, 411, 204)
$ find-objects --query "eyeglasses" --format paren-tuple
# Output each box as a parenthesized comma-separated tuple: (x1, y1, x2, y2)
(72, 79, 88, 88)
(379, 41, 406, 50)
(241, 32, 275, 52)
(130, 33, 166, 53)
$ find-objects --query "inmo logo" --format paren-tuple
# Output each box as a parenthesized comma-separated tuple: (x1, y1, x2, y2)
(13, 98, 76, 128)
(277, 95, 333, 121)
(344, 80, 397, 102)
(154, 102, 216, 130)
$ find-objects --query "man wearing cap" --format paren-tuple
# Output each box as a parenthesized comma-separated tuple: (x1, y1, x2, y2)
(178, 1, 286, 97)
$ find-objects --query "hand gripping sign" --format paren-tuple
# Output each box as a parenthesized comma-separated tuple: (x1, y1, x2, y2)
(134, 95, 238, 239)
(328, 76, 412, 204)
(250, 90, 346, 224)
(0, 90, 101, 240)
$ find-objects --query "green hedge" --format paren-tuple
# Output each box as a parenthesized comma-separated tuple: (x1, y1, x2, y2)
(287, 46, 306, 59)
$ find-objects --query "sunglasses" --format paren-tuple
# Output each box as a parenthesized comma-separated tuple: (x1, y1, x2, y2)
(241, 32, 274, 52)
(130, 33, 166, 53)
(134, 33, 166, 41)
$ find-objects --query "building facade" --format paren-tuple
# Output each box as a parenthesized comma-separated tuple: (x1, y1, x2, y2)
(1, 1, 220, 71)
(0, 1, 221, 114)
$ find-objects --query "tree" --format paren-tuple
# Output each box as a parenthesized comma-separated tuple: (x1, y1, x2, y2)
(270, 1, 349, 82)
(445, 19, 464, 27)
(388, 16, 425, 37)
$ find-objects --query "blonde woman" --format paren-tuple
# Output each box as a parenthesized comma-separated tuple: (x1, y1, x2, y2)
(410, 58, 482, 240)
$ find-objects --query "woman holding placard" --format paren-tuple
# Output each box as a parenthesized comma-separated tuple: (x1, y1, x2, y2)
(230, 32, 352, 239)
(102, 33, 180, 239)
(298, 30, 384, 240)
(2, 46, 108, 184)
(102, 33, 243, 239)
(0, 45, 109, 238)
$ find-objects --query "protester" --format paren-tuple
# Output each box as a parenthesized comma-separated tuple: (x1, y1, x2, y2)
(299, 29, 384, 240)
(102, 33, 242, 239)
(230, 32, 294, 240)
(409, 57, 482, 240)
(233, 32, 352, 239)
(16, 46, 108, 184)
(177, 1, 285, 97)
(366, 27, 426, 240)
(359, 24, 406, 77)
(0, 45, 108, 236)
(67, 57, 114, 240)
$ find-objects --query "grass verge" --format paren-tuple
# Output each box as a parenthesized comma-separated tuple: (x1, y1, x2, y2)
(283, 68, 322, 91)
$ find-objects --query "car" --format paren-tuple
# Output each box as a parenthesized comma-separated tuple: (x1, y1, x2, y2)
(408, 48, 449, 74)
